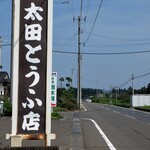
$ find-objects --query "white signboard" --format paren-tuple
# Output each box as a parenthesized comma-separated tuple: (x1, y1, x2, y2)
(51, 72, 57, 107)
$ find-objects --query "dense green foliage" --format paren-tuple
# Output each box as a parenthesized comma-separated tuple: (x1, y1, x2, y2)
(58, 77, 150, 111)
(57, 87, 77, 110)
(2, 96, 12, 116)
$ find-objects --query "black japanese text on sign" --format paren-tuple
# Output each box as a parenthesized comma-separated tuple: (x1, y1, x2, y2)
(18, 0, 48, 134)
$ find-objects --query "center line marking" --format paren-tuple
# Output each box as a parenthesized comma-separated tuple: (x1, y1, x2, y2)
(113, 110, 119, 114)
(125, 114, 136, 120)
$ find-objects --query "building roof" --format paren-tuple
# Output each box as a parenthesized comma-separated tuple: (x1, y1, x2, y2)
(0, 71, 10, 83)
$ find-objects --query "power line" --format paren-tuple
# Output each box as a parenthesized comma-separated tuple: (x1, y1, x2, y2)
(118, 71, 150, 89)
(84, 0, 104, 45)
(54, 0, 69, 4)
(83, 42, 150, 48)
(118, 78, 132, 88)
(80, 0, 83, 18)
(85, 0, 91, 18)
(53, 42, 150, 47)
(81, 0, 91, 42)
(1, 44, 11, 47)
(134, 68, 150, 77)
(55, 33, 77, 51)
(53, 49, 150, 55)
(3, 43, 150, 55)
(83, 30, 150, 41)
(134, 72, 150, 79)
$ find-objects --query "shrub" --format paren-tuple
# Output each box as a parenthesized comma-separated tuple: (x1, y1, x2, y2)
(3, 96, 12, 116)
(51, 112, 63, 119)
(61, 100, 77, 111)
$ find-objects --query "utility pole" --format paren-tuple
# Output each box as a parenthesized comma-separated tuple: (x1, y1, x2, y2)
(71, 68, 75, 87)
(96, 81, 98, 99)
(77, 16, 81, 109)
(115, 87, 118, 104)
(110, 84, 112, 105)
(132, 74, 134, 95)
(76, 0, 84, 109)
(0, 36, 2, 70)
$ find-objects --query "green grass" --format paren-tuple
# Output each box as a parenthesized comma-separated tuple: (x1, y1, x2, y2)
(51, 107, 65, 119)
(93, 97, 150, 112)
(142, 106, 150, 109)
(134, 106, 150, 112)
(53, 106, 67, 112)
(94, 97, 130, 106)
(51, 112, 63, 119)
(114, 103, 131, 108)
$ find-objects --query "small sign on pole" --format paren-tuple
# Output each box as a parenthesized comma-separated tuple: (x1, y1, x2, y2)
(51, 72, 57, 107)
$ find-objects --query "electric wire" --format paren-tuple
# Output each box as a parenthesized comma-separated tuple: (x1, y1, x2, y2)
(2, 43, 150, 56)
(82, 42, 150, 48)
(134, 72, 150, 79)
(80, 0, 83, 18)
(83, 30, 150, 41)
(134, 68, 150, 77)
(118, 78, 132, 88)
(54, 0, 69, 4)
(54, 40, 150, 48)
(53, 49, 150, 55)
(84, 0, 104, 45)
(85, 0, 91, 18)
(118, 71, 150, 89)
(1, 44, 11, 47)
(55, 33, 77, 51)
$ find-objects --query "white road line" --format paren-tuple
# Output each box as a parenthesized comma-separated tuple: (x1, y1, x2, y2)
(125, 114, 136, 120)
(83, 118, 116, 150)
(81, 104, 87, 111)
(113, 110, 119, 114)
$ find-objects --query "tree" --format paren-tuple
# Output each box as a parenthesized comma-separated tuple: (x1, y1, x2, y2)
(127, 86, 132, 95)
(66, 77, 72, 90)
(141, 86, 147, 94)
(66, 83, 70, 90)
(66, 77, 72, 84)
(59, 77, 64, 88)
(146, 83, 150, 94)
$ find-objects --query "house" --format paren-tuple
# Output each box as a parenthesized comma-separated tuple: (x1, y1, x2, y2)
(0, 71, 10, 96)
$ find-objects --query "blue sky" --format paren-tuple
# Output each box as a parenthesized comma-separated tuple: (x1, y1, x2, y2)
(1, 0, 150, 90)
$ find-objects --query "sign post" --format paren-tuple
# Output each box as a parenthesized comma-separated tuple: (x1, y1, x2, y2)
(11, 0, 53, 147)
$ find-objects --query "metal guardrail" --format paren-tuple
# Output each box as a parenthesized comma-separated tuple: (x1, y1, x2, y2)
(0, 147, 59, 150)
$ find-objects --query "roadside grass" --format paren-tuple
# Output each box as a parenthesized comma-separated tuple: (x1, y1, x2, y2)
(93, 98, 131, 108)
(134, 106, 150, 112)
(51, 112, 63, 119)
(114, 103, 131, 108)
(143, 106, 150, 109)
(93, 97, 150, 112)
(53, 106, 67, 112)
(51, 107, 65, 119)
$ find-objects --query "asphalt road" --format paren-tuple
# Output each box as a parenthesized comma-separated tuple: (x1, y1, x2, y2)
(1, 103, 150, 150)
(80, 102, 150, 150)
